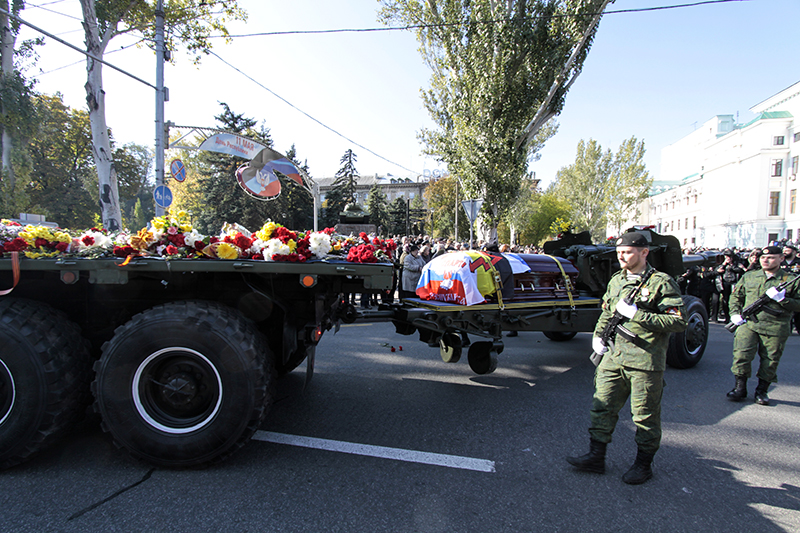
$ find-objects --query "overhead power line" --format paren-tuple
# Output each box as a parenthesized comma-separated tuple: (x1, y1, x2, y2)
(218, 0, 749, 39)
(208, 51, 421, 175)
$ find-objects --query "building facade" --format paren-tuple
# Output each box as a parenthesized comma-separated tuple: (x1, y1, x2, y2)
(317, 174, 429, 208)
(640, 81, 800, 249)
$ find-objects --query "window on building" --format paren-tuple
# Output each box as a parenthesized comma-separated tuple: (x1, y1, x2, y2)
(692, 237, 696, 245)
(774, 136, 785, 146)
(788, 230, 793, 241)
(683, 238, 687, 245)
(769, 191, 781, 216)
(772, 159, 783, 177)
(791, 189, 797, 214)
(677, 220, 681, 230)
(793, 155, 799, 175)
(693, 216, 697, 229)
(795, 132, 800, 142)
(685, 217, 688, 229)
(694, 195, 698, 203)
(685, 198, 689, 206)
(768, 233, 779, 242)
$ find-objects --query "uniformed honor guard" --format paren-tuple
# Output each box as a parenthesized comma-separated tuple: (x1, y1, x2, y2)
(727, 245, 800, 405)
(567, 231, 687, 484)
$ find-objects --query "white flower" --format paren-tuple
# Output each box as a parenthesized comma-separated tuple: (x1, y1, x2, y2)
(264, 238, 291, 260)
(249, 238, 267, 254)
(184, 229, 205, 249)
(308, 232, 332, 258)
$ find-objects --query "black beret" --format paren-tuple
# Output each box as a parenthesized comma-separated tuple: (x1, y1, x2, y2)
(783, 244, 798, 251)
(615, 232, 648, 247)
(762, 245, 783, 255)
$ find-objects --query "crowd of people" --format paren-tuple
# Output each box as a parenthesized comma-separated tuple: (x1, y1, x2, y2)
(678, 242, 800, 329)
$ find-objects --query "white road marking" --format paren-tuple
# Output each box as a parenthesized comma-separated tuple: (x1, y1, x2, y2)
(253, 431, 496, 473)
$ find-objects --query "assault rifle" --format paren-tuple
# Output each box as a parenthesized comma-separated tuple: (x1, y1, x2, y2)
(590, 268, 656, 366)
(725, 273, 800, 333)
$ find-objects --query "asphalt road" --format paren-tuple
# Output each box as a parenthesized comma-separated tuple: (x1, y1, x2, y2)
(2, 321, 799, 533)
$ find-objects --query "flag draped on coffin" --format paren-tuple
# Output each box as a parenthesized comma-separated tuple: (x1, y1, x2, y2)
(416, 252, 525, 305)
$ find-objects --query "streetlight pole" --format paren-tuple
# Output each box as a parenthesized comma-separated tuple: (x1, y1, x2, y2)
(154, 0, 166, 217)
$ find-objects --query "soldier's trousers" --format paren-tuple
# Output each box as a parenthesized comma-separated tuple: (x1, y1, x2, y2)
(731, 326, 788, 383)
(589, 360, 664, 455)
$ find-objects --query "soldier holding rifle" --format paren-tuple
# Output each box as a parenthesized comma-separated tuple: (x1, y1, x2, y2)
(567, 232, 687, 485)
(726, 246, 800, 405)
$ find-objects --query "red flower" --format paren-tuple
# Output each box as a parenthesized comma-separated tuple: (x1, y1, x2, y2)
(233, 232, 252, 251)
(167, 233, 186, 247)
(55, 242, 70, 253)
(4, 237, 27, 252)
(165, 245, 178, 255)
(209, 236, 219, 244)
(113, 245, 136, 257)
(34, 237, 49, 248)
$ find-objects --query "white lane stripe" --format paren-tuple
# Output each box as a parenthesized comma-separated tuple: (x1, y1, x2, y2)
(253, 431, 496, 473)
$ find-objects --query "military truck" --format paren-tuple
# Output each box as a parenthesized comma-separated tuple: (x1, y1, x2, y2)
(389, 228, 714, 375)
(0, 251, 392, 469)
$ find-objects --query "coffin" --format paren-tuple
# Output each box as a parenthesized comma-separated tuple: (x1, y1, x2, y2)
(507, 254, 579, 302)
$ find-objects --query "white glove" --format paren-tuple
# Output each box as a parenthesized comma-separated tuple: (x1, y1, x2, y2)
(766, 287, 786, 302)
(730, 314, 746, 326)
(592, 337, 608, 355)
(615, 299, 638, 319)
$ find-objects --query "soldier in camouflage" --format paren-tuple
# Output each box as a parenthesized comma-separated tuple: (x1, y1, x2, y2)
(567, 231, 687, 485)
(727, 246, 800, 405)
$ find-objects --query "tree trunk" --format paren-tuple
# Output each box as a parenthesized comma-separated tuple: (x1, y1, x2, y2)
(1, 0, 15, 190)
(80, 0, 122, 231)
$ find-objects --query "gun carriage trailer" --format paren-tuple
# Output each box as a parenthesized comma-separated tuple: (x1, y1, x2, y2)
(386, 228, 713, 376)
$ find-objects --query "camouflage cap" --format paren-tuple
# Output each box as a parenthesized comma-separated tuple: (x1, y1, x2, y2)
(615, 232, 648, 247)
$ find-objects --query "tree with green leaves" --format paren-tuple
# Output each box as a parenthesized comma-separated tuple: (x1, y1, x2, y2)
(366, 184, 390, 235)
(323, 149, 359, 228)
(26, 94, 97, 228)
(379, 0, 609, 237)
(553, 138, 612, 241)
(553, 136, 651, 242)
(388, 196, 407, 236)
(606, 136, 651, 235)
(424, 175, 467, 240)
(77, 0, 247, 231)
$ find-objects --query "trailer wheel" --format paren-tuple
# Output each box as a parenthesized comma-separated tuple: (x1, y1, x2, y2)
(543, 331, 578, 342)
(666, 295, 708, 369)
(467, 342, 499, 375)
(93, 301, 274, 467)
(439, 332, 462, 363)
(0, 299, 92, 470)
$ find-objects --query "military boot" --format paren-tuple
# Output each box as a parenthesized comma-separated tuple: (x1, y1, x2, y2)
(622, 449, 655, 485)
(726, 376, 748, 401)
(566, 439, 606, 474)
(754, 379, 770, 406)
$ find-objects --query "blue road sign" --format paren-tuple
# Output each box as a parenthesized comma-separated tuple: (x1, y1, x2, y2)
(170, 159, 186, 182)
(154, 185, 173, 209)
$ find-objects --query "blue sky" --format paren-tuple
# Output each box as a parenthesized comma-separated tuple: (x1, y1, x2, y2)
(19, 0, 800, 187)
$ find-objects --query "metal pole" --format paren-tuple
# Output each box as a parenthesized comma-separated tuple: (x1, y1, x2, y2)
(154, 0, 166, 216)
(454, 178, 458, 241)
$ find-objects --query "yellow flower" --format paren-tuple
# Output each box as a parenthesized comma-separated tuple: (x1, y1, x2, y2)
(256, 221, 279, 241)
(216, 242, 240, 260)
(130, 228, 154, 250)
(287, 239, 297, 252)
(333, 243, 342, 251)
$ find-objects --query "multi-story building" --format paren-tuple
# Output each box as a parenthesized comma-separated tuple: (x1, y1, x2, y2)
(638, 80, 800, 249)
(317, 174, 429, 208)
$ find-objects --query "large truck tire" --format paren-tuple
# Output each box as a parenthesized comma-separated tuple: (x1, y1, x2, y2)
(666, 295, 708, 369)
(0, 299, 92, 469)
(93, 301, 274, 467)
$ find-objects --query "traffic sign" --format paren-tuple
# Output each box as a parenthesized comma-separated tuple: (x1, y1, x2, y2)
(461, 199, 484, 223)
(170, 159, 186, 182)
(154, 185, 173, 209)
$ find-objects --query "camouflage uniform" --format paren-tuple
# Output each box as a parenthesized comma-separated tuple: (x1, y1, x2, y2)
(591, 265, 687, 454)
(729, 268, 800, 383)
